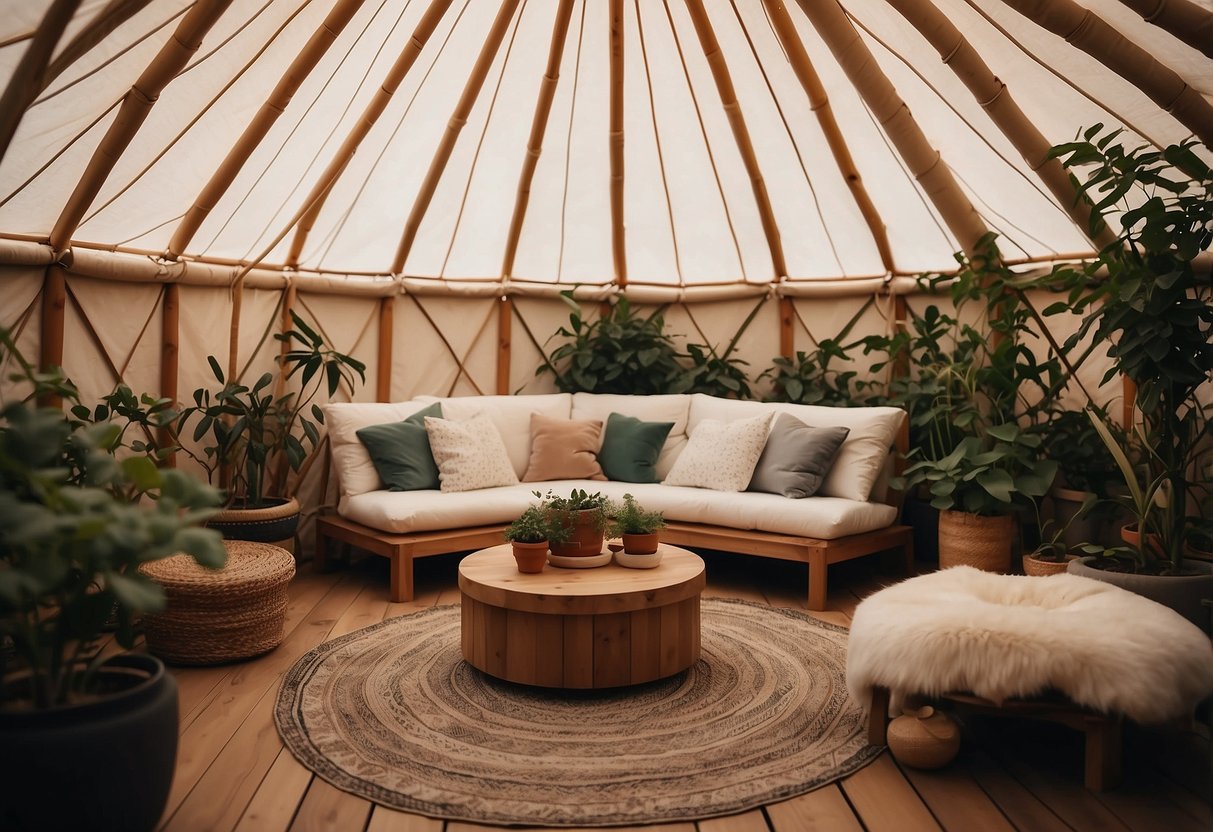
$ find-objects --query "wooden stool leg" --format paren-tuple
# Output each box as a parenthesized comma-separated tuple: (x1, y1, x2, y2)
(314, 524, 329, 573)
(903, 536, 916, 577)
(868, 686, 891, 746)
(1083, 716, 1122, 790)
(807, 549, 828, 611)
(389, 547, 415, 602)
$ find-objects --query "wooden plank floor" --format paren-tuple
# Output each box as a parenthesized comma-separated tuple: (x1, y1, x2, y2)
(157, 550, 1212, 832)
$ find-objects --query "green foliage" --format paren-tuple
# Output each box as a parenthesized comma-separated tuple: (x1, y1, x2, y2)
(504, 505, 569, 545)
(760, 340, 863, 406)
(676, 342, 752, 399)
(535, 488, 614, 537)
(177, 311, 366, 508)
(612, 492, 665, 535)
(1045, 126, 1213, 572)
(0, 328, 227, 710)
(1040, 407, 1123, 496)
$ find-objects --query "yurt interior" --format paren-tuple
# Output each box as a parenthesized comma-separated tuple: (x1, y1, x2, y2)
(2, 1, 1212, 830)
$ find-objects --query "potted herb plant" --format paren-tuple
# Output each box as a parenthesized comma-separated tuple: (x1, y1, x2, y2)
(503, 506, 569, 573)
(612, 493, 665, 563)
(1039, 406, 1125, 549)
(0, 330, 227, 831)
(540, 488, 613, 558)
(1043, 126, 1213, 628)
(177, 311, 365, 548)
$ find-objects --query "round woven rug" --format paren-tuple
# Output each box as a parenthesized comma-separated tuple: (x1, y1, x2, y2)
(274, 597, 879, 827)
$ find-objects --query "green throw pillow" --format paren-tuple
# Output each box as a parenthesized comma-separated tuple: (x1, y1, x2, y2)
(356, 402, 443, 491)
(598, 412, 674, 483)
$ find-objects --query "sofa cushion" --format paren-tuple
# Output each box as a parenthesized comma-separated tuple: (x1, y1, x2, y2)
(323, 401, 438, 497)
(417, 394, 572, 479)
(355, 402, 443, 491)
(664, 413, 772, 491)
(599, 413, 674, 483)
(749, 414, 850, 499)
(340, 479, 897, 539)
(571, 393, 689, 479)
(522, 413, 606, 482)
(687, 394, 904, 502)
(424, 415, 520, 492)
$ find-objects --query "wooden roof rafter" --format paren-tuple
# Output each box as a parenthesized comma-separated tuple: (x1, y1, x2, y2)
(1116, 0, 1213, 58)
(609, 0, 627, 286)
(0, 0, 82, 165)
(391, 0, 524, 275)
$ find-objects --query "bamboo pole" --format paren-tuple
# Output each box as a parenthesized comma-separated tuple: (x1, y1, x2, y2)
(497, 295, 512, 394)
(278, 0, 456, 267)
(1116, 0, 1213, 58)
(227, 275, 245, 383)
(793, 0, 988, 256)
(391, 0, 522, 274)
(48, 0, 235, 250)
(997, 0, 1213, 146)
(761, 0, 894, 273)
(377, 295, 394, 401)
(0, 0, 81, 167)
(43, 0, 156, 94)
(779, 296, 794, 359)
(38, 266, 67, 406)
(160, 283, 179, 465)
(1123, 376, 1136, 429)
(883, 0, 1116, 249)
(166, 0, 368, 259)
(609, 0, 627, 285)
(274, 281, 298, 399)
(684, 0, 788, 279)
(502, 0, 576, 277)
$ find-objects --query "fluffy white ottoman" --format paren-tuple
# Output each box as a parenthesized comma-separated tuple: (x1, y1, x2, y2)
(846, 566, 1213, 788)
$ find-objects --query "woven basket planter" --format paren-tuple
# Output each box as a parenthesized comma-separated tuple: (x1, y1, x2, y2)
(938, 510, 1013, 573)
(140, 541, 295, 665)
(206, 497, 300, 553)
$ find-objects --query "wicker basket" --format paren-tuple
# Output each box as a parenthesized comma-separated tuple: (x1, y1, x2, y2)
(938, 510, 1013, 573)
(140, 541, 295, 665)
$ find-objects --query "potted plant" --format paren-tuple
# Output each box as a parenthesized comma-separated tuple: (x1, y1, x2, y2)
(503, 506, 569, 573)
(612, 493, 666, 566)
(177, 311, 365, 548)
(540, 488, 613, 558)
(0, 330, 228, 831)
(1022, 497, 1095, 576)
(1044, 127, 1213, 628)
(1039, 406, 1126, 549)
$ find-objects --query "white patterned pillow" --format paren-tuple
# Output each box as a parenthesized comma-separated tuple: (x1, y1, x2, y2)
(423, 415, 520, 493)
(663, 413, 772, 492)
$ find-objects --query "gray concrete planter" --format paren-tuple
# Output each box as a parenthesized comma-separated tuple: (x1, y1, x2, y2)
(1067, 557, 1213, 633)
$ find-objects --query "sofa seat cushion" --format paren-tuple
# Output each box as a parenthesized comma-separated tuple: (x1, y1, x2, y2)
(341, 480, 897, 540)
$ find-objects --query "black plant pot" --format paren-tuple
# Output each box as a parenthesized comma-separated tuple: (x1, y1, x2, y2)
(207, 496, 300, 552)
(0, 653, 179, 832)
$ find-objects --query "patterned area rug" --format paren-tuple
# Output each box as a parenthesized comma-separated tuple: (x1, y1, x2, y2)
(274, 598, 879, 827)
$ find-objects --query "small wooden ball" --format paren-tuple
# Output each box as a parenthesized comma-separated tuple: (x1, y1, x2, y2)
(886, 706, 961, 769)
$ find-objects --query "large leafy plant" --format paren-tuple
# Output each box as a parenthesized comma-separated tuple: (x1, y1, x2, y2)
(0, 329, 226, 709)
(1047, 126, 1213, 574)
(178, 311, 365, 508)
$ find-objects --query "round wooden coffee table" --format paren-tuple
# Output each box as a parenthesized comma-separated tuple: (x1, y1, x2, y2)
(458, 544, 705, 689)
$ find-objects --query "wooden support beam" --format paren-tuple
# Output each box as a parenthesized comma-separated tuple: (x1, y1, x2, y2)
(38, 266, 67, 406)
(227, 275, 245, 383)
(160, 283, 179, 465)
(49, 0, 235, 250)
(883, 0, 1117, 249)
(609, 0, 627, 285)
(998, 0, 1213, 146)
(392, 0, 522, 274)
(1122, 376, 1136, 429)
(684, 0, 787, 279)
(502, 0, 576, 277)
(497, 295, 512, 395)
(286, 0, 456, 267)
(167, 0, 369, 259)
(1116, 0, 1213, 58)
(0, 0, 81, 166)
(42, 1, 157, 94)
(377, 296, 394, 402)
(793, 0, 989, 256)
(779, 296, 794, 359)
(761, 0, 894, 273)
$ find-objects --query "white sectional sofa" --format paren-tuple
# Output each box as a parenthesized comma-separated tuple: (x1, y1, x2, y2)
(317, 393, 912, 610)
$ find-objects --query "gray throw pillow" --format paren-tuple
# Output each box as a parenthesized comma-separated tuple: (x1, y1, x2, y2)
(748, 413, 850, 498)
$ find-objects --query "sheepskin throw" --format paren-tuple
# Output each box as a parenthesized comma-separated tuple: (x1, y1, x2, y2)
(846, 566, 1213, 724)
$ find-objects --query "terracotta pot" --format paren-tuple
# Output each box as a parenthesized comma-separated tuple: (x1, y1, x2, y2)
(510, 541, 548, 573)
(938, 510, 1013, 573)
(1119, 522, 1165, 558)
(1022, 553, 1070, 576)
(1067, 556, 1213, 632)
(621, 532, 659, 555)
(207, 496, 300, 553)
(548, 509, 605, 558)
(886, 706, 961, 769)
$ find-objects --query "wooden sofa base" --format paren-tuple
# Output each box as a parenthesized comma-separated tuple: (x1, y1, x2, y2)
(867, 687, 1123, 791)
(315, 514, 913, 610)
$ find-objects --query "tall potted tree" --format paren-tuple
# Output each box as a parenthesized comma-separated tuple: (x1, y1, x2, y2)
(177, 312, 365, 548)
(0, 329, 227, 831)
(1046, 127, 1213, 628)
